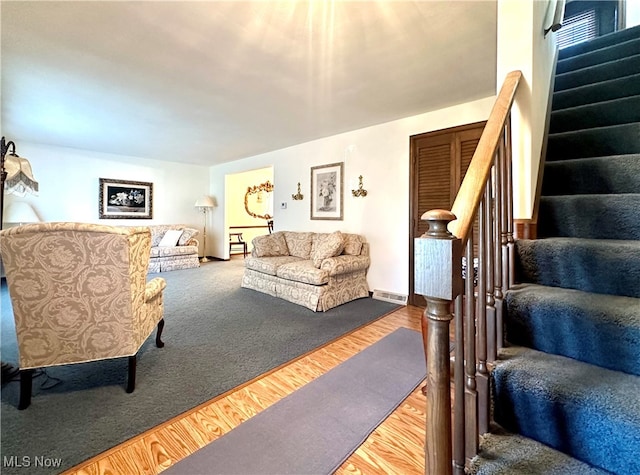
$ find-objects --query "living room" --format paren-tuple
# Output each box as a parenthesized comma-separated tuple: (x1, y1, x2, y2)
(8, 1, 632, 473)
(1, 0, 516, 301)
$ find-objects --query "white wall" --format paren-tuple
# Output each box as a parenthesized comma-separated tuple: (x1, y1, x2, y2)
(628, 0, 640, 27)
(497, 0, 558, 220)
(6, 142, 211, 254)
(208, 96, 496, 295)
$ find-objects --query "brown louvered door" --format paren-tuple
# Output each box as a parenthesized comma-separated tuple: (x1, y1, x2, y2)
(409, 122, 485, 307)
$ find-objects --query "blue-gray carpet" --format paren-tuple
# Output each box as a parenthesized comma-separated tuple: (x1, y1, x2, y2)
(164, 327, 425, 475)
(471, 25, 640, 475)
(0, 258, 399, 475)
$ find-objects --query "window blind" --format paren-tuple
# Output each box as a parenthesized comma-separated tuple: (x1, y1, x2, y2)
(558, 8, 598, 49)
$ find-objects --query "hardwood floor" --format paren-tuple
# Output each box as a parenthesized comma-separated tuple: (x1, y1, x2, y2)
(65, 305, 429, 475)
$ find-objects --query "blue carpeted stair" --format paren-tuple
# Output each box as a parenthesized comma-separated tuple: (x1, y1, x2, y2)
(472, 25, 640, 475)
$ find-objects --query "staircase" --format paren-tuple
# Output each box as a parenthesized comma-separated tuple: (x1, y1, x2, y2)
(470, 26, 640, 474)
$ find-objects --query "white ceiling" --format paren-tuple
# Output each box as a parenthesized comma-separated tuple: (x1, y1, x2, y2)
(1, 1, 497, 167)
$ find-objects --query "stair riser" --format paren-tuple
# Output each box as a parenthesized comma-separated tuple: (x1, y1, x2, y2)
(554, 54, 640, 91)
(541, 155, 640, 195)
(547, 123, 640, 160)
(515, 239, 640, 298)
(538, 195, 640, 240)
(549, 96, 640, 133)
(505, 286, 640, 376)
(552, 73, 640, 110)
(557, 38, 640, 74)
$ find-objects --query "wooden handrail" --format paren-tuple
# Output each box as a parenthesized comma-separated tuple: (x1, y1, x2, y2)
(415, 70, 522, 475)
(449, 71, 522, 244)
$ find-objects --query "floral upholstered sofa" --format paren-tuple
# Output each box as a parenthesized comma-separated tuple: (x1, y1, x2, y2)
(148, 225, 200, 273)
(241, 231, 370, 311)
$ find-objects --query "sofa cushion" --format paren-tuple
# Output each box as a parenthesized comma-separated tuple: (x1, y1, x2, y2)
(178, 227, 198, 245)
(311, 231, 345, 268)
(276, 260, 330, 285)
(244, 255, 303, 276)
(158, 229, 183, 247)
(283, 232, 314, 259)
(150, 245, 198, 258)
(342, 233, 364, 256)
(253, 231, 289, 257)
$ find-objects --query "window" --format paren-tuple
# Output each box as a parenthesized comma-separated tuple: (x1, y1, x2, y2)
(558, 8, 598, 49)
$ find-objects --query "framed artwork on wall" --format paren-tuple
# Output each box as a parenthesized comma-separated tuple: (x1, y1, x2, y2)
(99, 178, 153, 219)
(310, 162, 343, 220)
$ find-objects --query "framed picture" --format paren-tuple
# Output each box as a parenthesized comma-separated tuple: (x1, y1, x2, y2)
(99, 178, 153, 219)
(310, 162, 343, 220)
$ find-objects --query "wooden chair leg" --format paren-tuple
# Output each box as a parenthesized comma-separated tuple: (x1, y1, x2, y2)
(126, 355, 136, 393)
(18, 369, 33, 410)
(156, 318, 165, 348)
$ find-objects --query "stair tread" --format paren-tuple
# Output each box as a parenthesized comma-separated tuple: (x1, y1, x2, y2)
(558, 25, 640, 60)
(515, 238, 640, 298)
(552, 72, 640, 110)
(547, 122, 640, 160)
(493, 346, 640, 474)
(495, 345, 640, 421)
(554, 54, 640, 91)
(549, 95, 640, 133)
(506, 283, 640, 376)
(548, 121, 640, 138)
(542, 154, 640, 195)
(519, 236, 640, 247)
(508, 283, 640, 323)
(557, 37, 640, 74)
(469, 428, 612, 475)
(538, 194, 640, 240)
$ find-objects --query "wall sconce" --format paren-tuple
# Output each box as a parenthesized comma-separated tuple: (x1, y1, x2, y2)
(351, 175, 368, 197)
(291, 182, 304, 200)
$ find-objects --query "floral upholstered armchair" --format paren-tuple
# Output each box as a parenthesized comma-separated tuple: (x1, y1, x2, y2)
(0, 222, 166, 409)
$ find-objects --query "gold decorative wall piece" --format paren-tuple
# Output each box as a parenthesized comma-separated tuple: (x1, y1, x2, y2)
(291, 182, 304, 200)
(245, 180, 274, 219)
(351, 175, 368, 197)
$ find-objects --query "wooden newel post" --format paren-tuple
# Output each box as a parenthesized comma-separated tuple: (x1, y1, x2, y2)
(414, 209, 462, 475)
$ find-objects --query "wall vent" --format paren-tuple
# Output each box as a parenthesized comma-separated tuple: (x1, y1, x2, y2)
(372, 289, 408, 305)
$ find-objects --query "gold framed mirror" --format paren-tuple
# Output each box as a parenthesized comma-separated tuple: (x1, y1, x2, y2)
(245, 180, 274, 219)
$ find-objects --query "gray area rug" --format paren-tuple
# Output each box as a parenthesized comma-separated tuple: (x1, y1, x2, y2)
(0, 259, 399, 475)
(164, 327, 425, 475)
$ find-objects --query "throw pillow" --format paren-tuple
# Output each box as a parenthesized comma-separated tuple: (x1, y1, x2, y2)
(178, 227, 198, 245)
(284, 232, 314, 259)
(158, 229, 183, 247)
(311, 231, 344, 268)
(342, 233, 363, 255)
(252, 232, 289, 257)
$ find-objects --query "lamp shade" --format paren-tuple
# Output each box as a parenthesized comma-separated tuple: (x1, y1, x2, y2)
(4, 201, 40, 225)
(195, 195, 216, 208)
(4, 154, 39, 196)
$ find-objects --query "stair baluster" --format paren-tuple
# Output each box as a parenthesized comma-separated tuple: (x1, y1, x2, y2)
(416, 70, 521, 474)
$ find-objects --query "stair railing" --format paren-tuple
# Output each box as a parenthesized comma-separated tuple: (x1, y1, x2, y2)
(414, 70, 522, 475)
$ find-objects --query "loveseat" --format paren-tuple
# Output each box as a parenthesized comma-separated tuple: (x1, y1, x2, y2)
(148, 224, 200, 273)
(241, 231, 370, 311)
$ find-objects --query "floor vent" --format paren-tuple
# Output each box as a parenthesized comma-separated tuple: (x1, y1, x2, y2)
(372, 289, 408, 305)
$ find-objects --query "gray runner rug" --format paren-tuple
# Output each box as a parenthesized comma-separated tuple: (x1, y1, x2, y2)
(164, 327, 426, 475)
